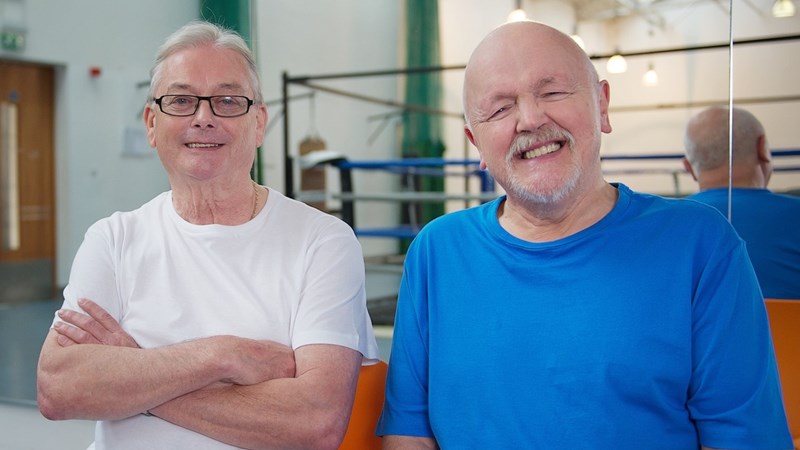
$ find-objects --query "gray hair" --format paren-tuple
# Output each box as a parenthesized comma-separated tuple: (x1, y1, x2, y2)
(684, 106, 765, 171)
(148, 20, 263, 104)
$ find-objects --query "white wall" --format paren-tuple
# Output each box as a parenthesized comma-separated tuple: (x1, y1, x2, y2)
(0, 0, 199, 285)
(255, 0, 404, 257)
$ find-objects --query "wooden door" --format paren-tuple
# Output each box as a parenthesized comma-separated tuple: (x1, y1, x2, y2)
(0, 60, 56, 303)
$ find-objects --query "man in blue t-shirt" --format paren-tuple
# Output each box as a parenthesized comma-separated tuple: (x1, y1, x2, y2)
(684, 106, 800, 299)
(377, 21, 792, 449)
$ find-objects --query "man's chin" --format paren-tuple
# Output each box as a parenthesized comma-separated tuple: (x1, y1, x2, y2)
(506, 177, 578, 206)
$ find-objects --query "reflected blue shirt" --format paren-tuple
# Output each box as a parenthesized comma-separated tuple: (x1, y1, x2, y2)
(687, 187, 800, 299)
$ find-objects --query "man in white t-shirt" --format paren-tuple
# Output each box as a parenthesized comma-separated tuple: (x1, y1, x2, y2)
(36, 21, 379, 450)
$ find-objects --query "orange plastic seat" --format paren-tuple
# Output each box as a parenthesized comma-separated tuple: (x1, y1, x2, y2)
(765, 299, 800, 444)
(339, 360, 388, 450)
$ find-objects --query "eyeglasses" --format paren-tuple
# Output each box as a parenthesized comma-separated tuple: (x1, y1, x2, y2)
(153, 95, 255, 117)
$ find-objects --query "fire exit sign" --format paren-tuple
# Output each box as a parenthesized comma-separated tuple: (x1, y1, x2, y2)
(1, 28, 25, 51)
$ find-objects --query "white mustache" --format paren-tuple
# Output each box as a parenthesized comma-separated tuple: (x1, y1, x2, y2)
(508, 127, 573, 158)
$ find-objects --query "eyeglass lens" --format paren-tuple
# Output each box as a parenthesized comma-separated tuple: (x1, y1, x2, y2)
(158, 95, 251, 117)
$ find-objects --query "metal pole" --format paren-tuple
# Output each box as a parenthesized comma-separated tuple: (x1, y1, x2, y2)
(282, 71, 293, 198)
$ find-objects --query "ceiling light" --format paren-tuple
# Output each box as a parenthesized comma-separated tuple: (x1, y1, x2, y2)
(507, 8, 527, 22)
(772, 0, 796, 17)
(606, 53, 627, 74)
(571, 34, 586, 50)
(642, 63, 658, 86)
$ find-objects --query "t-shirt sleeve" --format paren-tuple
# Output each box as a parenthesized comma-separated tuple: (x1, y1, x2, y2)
(290, 218, 380, 363)
(376, 240, 435, 438)
(688, 233, 793, 449)
(55, 220, 122, 326)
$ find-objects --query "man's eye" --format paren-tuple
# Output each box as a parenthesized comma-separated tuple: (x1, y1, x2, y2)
(488, 106, 510, 119)
(543, 91, 569, 99)
(171, 96, 193, 105)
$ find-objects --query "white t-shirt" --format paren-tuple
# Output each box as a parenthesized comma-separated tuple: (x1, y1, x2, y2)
(58, 188, 379, 449)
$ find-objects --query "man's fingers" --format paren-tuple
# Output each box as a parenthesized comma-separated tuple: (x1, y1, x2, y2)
(57, 308, 107, 340)
(53, 321, 99, 345)
(78, 298, 123, 333)
(55, 333, 79, 347)
(56, 299, 140, 348)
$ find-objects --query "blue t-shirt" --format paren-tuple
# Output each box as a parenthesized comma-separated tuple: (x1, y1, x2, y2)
(378, 184, 792, 449)
(687, 187, 800, 299)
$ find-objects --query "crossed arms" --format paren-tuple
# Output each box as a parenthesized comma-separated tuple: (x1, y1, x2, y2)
(37, 298, 362, 450)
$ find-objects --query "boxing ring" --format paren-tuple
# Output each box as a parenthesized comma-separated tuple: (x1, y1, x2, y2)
(295, 149, 800, 239)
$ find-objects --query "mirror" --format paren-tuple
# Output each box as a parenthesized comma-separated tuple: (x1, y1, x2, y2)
(726, 2, 800, 302)
(727, 3, 800, 199)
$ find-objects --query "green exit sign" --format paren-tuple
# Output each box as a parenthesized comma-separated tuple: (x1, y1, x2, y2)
(1, 28, 26, 52)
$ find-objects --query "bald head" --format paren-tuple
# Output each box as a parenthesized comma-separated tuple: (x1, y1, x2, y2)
(459, 20, 613, 211)
(684, 106, 765, 169)
(463, 21, 598, 125)
(684, 106, 771, 189)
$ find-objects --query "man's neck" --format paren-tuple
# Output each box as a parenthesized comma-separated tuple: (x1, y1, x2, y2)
(498, 182, 618, 243)
(697, 166, 766, 191)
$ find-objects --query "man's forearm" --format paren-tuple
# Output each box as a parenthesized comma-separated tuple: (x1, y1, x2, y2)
(38, 299, 296, 422)
(152, 378, 333, 449)
(150, 345, 361, 450)
(37, 332, 291, 421)
(38, 332, 233, 420)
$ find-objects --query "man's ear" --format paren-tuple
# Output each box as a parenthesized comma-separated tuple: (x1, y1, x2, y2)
(756, 134, 773, 185)
(756, 134, 771, 163)
(143, 104, 158, 148)
(464, 125, 487, 170)
(682, 157, 697, 181)
(255, 104, 268, 148)
(598, 80, 613, 134)
(464, 124, 476, 147)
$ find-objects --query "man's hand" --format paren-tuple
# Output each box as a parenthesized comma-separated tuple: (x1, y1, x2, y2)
(214, 336, 296, 385)
(54, 298, 139, 348)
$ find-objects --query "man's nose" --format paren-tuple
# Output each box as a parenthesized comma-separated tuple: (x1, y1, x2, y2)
(516, 96, 548, 133)
(192, 99, 216, 127)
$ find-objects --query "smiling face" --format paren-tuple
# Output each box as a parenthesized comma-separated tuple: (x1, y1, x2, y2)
(144, 44, 267, 185)
(463, 22, 612, 207)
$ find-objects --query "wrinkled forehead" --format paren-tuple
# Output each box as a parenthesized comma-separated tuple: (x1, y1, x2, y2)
(463, 22, 594, 106)
(157, 46, 253, 93)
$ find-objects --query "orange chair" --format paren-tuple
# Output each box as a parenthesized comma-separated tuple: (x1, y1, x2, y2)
(339, 360, 388, 450)
(765, 299, 800, 446)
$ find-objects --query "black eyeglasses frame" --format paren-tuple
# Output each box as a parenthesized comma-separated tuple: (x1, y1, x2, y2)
(153, 95, 255, 118)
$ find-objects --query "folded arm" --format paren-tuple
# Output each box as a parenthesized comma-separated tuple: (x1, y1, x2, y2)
(153, 343, 362, 450)
(37, 299, 296, 421)
(37, 298, 362, 450)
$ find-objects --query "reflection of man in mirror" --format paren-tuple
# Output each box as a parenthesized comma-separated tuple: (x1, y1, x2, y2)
(684, 105, 800, 299)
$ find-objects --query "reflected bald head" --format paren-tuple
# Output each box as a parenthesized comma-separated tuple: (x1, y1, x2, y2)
(684, 106, 765, 171)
